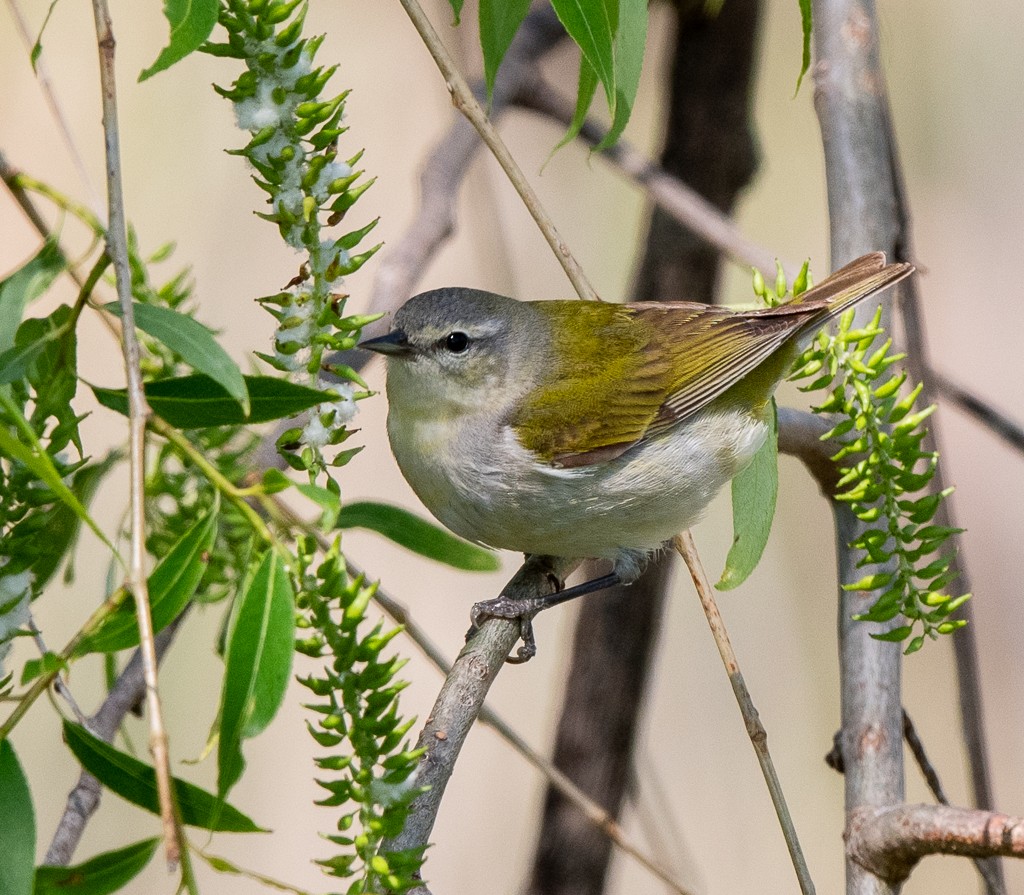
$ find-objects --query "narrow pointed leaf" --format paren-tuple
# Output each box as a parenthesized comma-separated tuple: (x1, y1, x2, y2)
(33, 838, 159, 895)
(92, 374, 333, 428)
(795, 0, 812, 93)
(717, 405, 778, 590)
(479, 0, 531, 98)
(77, 507, 219, 654)
(139, 0, 219, 81)
(103, 302, 249, 414)
(0, 238, 65, 354)
(0, 740, 34, 895)
(337, 501, 500, 572)
(0, 423, 114, 555)
(62, 721, 264, 832)
(218, 549, 295, 799)
(594, 0, 647, 151)
(555, 56, 599, 150)
(551, 0, 619, 114)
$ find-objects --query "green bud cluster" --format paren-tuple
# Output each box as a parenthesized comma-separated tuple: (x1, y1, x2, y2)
(294, 535, 426, 893)
(212, 0, 381, 481)
(789, 304, 969, 653)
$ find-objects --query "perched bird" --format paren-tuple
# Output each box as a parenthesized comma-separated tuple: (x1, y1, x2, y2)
(361, 253, 912, 644)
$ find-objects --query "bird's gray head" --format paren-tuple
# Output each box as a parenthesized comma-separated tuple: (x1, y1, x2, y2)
(360, 287, 547, 414)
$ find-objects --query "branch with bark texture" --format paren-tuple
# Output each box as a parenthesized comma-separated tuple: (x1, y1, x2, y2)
(90, 0, 180, 868)
(847, 805, 1024, 883)
(814, 1, 1010, 893)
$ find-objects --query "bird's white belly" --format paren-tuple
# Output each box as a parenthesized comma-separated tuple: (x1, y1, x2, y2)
(388, 405, 769, 567)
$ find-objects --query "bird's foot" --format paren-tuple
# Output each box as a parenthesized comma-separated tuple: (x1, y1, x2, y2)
(468, 588, 559, 664)
(468, 565, 625, 663)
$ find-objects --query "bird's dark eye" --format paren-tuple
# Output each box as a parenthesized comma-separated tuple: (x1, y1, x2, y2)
(444, 331, 470, 354)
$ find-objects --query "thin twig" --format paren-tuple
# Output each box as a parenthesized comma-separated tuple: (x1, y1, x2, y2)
(395, 0, 599, 302)
(672, 531, 816, 895)
(89, 0, 180, 869)
(931, 370, 1024, 455)
(26, 618, 87, 725)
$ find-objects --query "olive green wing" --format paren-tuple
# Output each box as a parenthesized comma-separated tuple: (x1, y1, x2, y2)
(513, 254, 911, 469)
(512, 300, 804, 468)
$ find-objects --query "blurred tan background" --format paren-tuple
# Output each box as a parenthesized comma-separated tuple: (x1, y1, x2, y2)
(2, 1, 1023, 892)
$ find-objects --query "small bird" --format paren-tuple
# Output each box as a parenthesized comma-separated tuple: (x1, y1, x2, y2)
(361, 253, 912, 651)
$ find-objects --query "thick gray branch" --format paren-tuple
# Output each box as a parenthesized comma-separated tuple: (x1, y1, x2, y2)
(813, 4, 906, 893)
(381, 555, 578, 859)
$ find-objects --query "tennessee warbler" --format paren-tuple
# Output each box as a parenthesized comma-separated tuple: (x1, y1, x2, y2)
(361, 253, 912, 646)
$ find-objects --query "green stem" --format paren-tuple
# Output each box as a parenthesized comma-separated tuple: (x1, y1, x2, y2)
(149, 417, 275, 544)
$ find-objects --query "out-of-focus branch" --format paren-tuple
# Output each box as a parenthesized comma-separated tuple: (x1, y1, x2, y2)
(45, 619, 186, 865)
(931, 373, 1024, 454)
(512, 74, 792, 284)
(846, 804, 1024, 884)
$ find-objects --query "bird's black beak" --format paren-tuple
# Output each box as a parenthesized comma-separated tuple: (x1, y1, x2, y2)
(359, 329, 412, 356)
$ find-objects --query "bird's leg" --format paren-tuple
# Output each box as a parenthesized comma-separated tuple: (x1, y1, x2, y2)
(469, 563, 623, 663)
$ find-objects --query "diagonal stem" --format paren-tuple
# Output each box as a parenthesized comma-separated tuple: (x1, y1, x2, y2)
(673, 531, 816, 895)
(395, 0, 599, 302)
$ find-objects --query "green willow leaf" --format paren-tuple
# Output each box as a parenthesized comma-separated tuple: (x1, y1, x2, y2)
(103, 302, 249, 414)
(62, 721, 264, 832)
(139, 0, 219, 82)
(0, 238, 65, 355)
(92, 374, 333, 428)
(795, 0, 812, 93)
(0, 416, 115, 556)
(20, 453, 118, 591)
(77, 506, 219, 654)
(717, 402, 778, 591)
(594, 0, 647, 151)
(447, 0, 465, 24)
(555, 55, 599, 151)
(479, 0, 531, 99)
(0, 740, 35, 895)
(34, 838, 159, 895)
(338, 501, 500, 572)
(551, 0, 619, 113)
(218, 549, 295, 799)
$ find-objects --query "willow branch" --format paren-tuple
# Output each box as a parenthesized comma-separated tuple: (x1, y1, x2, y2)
(672, 531, 815, 895)
(90, 0, 179, 868)
(396, 0, 599, 301)
(846, 805, 1024, 884)
(380, 555, 578, 856)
